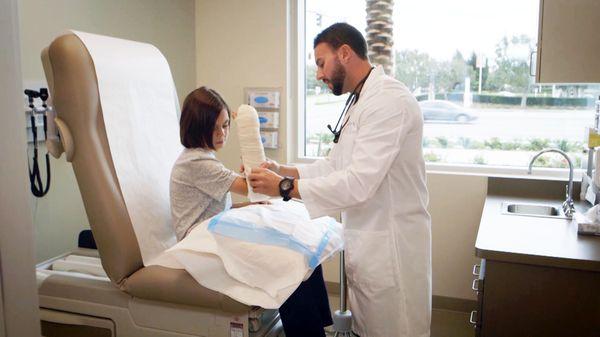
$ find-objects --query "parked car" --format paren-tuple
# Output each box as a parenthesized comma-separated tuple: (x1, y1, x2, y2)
(418, 100, 477, 123)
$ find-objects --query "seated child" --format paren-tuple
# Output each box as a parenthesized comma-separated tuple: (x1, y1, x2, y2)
(170, 87, 333, 337)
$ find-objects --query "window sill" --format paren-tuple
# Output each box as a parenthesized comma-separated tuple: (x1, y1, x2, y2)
(292, 156, 583, 182)
(426, 162, 583, 182)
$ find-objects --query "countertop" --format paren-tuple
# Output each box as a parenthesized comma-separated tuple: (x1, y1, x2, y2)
(475, 177, 600, 272)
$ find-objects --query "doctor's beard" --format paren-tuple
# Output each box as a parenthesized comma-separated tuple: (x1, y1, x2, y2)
(329, 58, 346, 96)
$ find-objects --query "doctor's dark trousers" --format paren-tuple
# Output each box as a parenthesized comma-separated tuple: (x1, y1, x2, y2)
(278, 265, 333, 337)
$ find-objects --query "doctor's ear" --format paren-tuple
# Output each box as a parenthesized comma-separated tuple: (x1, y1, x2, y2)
(337, 44, 353, 64)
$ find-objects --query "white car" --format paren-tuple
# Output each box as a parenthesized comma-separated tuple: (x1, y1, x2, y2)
(418, 100, 477, 123)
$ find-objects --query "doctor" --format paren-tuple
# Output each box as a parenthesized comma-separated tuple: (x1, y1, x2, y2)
(248, 22, 431, 337)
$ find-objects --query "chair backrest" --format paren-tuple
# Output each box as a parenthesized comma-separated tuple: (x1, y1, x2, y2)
(41, 33, 143, 285)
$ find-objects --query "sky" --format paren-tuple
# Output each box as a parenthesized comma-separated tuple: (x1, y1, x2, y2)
(306, 0, 540, 62)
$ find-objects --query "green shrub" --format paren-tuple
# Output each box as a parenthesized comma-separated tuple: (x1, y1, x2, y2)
(501, 140, 521, 151)
(424, 152, 441, 162)
(422, 137, 431, 147)
(473, 154, 486, 165)
(458, 137, 471, 149)
(484, 137, 503, 150)
(527, 138, 550, 151)
(436, 136, 449, 148)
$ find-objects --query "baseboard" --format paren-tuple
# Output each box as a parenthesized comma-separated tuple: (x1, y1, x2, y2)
(325, 281, 340, 295)
(325, 282, 476, 313)
(432, 295, 477, 313)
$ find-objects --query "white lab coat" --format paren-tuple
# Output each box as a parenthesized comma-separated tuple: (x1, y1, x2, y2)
(298, 66, 432, 337)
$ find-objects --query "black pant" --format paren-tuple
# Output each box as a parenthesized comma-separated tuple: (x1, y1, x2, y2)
(278, 265, 333, 337)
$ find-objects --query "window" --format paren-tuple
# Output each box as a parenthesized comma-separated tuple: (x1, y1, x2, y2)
(299, 0, 600, 173)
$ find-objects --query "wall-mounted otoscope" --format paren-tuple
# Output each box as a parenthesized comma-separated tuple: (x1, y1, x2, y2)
(25, 88, 51, 197)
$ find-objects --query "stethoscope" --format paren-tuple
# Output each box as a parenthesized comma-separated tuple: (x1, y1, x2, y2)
(25, 88, 52, 197)
(326, 67, 374, 144)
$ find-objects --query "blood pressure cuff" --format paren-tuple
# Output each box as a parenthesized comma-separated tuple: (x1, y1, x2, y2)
(207, 200, 343, 268)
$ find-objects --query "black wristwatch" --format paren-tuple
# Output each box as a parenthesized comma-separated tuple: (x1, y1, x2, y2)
(279, 176, 295, 202)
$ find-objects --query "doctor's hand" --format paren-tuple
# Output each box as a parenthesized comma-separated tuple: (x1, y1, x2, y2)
(259, 158, 281, 175)
(247, 167, 282, 197)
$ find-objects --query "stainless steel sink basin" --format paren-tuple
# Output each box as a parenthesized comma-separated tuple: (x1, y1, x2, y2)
(502, 202, 568, 219)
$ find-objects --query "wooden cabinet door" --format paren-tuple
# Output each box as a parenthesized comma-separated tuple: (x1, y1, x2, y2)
(536, 0, 600, 83)
(481, 260, 600, 337)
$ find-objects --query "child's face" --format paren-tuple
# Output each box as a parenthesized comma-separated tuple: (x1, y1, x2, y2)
(213, 109, 230, 150)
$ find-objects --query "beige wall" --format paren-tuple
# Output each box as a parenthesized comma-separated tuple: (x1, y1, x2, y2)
(195, 0, 488, 300)
(195, 0, 288, 176)
(428, 173, 486, 300)
(19, 0, 197, 262)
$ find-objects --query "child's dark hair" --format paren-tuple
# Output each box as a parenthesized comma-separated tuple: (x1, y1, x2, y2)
(179, 87, 230, 149)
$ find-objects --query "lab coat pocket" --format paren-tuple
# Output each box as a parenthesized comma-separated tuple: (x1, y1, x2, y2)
(340, 122, 357, 167)
(344, 229, 398, 290)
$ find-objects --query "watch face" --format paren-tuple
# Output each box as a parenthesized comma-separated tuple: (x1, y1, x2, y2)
(281, 178, 293, 190)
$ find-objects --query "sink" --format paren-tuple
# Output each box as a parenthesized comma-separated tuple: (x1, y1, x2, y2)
(502, 202, 568, 219)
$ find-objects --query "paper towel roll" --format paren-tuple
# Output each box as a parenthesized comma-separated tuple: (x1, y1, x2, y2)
(235, 104, 270, 202)
(595, 148, 600, 187)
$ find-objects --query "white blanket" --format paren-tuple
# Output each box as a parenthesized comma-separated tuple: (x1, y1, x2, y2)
(153, 200, 343, 308)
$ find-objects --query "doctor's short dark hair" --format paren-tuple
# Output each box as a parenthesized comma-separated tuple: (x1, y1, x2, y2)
(179, 86, 230, 150)
(313, 22, 368, 60)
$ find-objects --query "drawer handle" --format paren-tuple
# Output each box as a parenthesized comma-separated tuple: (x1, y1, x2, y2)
(472, 279, 480, 292)
(472, 264, 480, 276)
(469, 310, 478, 325)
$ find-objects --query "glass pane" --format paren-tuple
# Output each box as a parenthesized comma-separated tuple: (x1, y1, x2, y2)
(396, 0, 599, 168)
(305, 0, 366, 157)
(304, 0, 600, 169)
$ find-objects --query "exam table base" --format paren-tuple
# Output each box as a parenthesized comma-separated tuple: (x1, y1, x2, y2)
(36, 249, 283, 337)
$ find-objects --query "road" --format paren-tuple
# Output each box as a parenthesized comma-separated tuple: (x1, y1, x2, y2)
(305, 96, 594, 142)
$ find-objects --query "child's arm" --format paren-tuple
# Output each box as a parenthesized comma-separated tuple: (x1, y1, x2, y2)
(229, 176, 248, 195)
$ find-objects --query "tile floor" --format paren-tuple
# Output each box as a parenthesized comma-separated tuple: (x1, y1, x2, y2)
(322, 295, 475, 337)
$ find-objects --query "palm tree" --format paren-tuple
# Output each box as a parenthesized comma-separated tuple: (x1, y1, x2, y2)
(366, 0, 394, 75)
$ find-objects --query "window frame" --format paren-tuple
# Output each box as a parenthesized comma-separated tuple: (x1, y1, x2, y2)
(289, 0, 581, 180)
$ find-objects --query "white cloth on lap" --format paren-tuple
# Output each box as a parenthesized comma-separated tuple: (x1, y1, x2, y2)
(152, 200, 343, 308)
(208, 200, 342, 268)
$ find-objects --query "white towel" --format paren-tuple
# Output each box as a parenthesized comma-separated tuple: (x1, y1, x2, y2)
(575, 204, 600, 235)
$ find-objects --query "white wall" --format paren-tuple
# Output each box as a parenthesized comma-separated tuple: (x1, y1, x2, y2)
(0, 0, 41, 335)
(19, 0, 197, 262)
(195, 0, 488, 300)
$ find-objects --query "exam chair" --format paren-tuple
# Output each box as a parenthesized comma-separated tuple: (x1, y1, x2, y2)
(36, 32, 282, 337)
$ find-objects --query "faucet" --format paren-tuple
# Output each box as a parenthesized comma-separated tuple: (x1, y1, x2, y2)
(528, 148, 575, 218)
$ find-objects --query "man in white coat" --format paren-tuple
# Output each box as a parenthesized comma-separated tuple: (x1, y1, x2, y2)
(248, 22, 432, 337)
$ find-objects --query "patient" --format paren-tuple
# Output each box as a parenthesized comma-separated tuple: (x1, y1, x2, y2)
(170, 87, 333, 337)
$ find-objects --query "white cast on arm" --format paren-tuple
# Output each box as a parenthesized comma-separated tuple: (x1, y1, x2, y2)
(235, 104, 270, 202)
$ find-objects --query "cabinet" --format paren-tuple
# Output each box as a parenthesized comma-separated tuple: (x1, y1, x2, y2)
(470, 259, 600, 337)
(536, 0, 600, 83)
